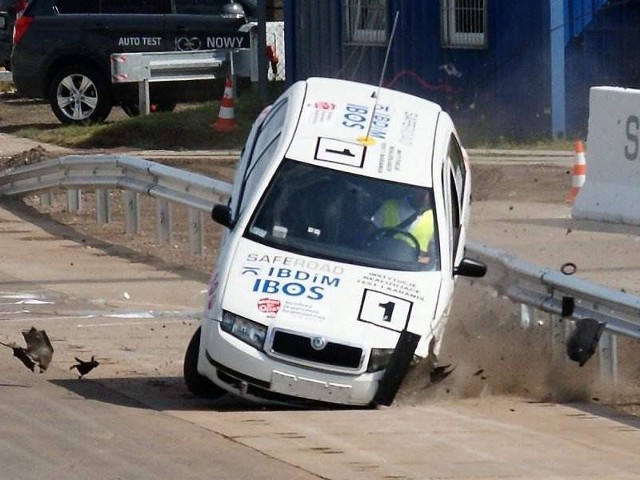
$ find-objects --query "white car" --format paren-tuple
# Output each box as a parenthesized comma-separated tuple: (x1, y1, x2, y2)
(183, 77, 486, 407)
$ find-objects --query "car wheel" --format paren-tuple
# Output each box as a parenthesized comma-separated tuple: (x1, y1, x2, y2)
(49, 65, 112, 124)
(183, 326, 226, 399)
(121, 101, 177, 117)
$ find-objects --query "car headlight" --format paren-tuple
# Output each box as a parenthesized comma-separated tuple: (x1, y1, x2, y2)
(220, 311, 267, 350)
(367, 348, 395, 372)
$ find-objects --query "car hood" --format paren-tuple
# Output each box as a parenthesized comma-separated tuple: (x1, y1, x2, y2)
(219, 238, 442, 348)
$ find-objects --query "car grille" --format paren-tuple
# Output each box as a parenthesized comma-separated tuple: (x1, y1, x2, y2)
(270, 330, 363, 370)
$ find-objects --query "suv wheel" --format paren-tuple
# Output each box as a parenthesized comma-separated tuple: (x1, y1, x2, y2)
(184, 326, 226, 399)
(49, 65, 112, 124)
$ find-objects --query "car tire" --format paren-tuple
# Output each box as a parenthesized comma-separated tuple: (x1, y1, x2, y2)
(49, 65, 112, 124)
(183, 326, 226, 399)
(121, 101, 177, 117)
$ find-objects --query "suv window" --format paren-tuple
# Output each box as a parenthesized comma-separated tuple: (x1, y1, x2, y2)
(174, 0, 237, 15)
(55, 0, 171, 14)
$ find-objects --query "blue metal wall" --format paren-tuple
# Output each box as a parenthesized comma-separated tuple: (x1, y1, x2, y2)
(283, 0, 633, 140)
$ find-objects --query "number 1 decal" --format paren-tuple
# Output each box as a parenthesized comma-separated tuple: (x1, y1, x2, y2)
(358, 289, 412, 331)
(378, 301, 395, 322)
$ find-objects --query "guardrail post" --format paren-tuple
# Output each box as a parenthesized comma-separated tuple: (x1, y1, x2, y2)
(156, 199, 172, 246)
(598, 331, 618, 384)
(188, 207, 203, 256)
(550, 315, 569, 364)
(124, 191, 140, 234)
(67, 189, 82, 212)
(96, 189, 110, 224)
(520, 304, 536, 328)
(39, 192, 53, 206)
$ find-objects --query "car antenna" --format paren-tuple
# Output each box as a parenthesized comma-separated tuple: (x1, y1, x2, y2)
(360, 10, 400, 145)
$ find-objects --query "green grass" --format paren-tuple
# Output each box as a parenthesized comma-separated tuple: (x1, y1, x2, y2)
(15, 84, 283, 151)
(11, 81, 575, 151)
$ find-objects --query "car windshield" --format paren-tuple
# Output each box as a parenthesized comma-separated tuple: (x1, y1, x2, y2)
(245, 159, 440, 272)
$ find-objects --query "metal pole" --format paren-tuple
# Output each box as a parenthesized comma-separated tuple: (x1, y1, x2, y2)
(124, 190, 140, 235)
(598, 331, 618, 385)
(138, 79, 151, 115)
(67, 189, 82, 212)
(257, 0, 268, 105)
(96, 188, 110, 224)
(188, 208, 203, 256)
(156, 199, 172, 246)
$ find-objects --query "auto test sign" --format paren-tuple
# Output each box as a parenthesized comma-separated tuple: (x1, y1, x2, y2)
(572, 86, 640, 225)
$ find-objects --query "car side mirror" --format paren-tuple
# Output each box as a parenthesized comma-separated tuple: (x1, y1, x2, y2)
(211, 204, 234, 228)
(454, 257, 487, 278)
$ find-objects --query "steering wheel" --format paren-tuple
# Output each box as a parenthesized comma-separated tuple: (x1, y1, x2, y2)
(365, 227, 421, 259)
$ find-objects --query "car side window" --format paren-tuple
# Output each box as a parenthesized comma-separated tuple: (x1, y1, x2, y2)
(448, 134, 466, 205)
(55, 0, 99, 13)
(101, 0, 171, 13)
(236, 99, 287, 214)
(56, 0, 171, 14)
(449, 169, 461, 258)
(174, 0, 229, 14)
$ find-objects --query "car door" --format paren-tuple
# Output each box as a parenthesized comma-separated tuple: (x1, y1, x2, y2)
(81, 0, 172, 63)
(166, 13, 248, 52)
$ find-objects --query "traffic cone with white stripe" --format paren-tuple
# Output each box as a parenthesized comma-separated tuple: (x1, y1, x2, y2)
(567, 140, 587, 203)
(213, 76, 238, 133)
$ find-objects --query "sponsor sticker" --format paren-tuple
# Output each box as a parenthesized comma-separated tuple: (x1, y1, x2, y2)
(258, 297, 281, 314)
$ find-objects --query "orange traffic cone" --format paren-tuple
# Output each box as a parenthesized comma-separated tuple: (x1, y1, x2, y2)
(213, 76, 238, 132)
(567, 140, 587, 203)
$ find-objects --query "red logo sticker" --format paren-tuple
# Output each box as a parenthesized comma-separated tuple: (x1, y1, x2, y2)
(314, 101, 336, 110)
(258, 298, 281, 314)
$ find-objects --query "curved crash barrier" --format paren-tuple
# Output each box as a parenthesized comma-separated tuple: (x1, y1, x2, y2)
(572, 86, 640, 225)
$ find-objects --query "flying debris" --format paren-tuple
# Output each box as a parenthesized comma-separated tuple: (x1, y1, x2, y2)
(422, 337, 455, 386)
(0, 341, 36, 372)
(23, 327, 54, 372)
(70, 356, 100, 378)
(0, 327, 53, 372)
(430, 364, 455, 384)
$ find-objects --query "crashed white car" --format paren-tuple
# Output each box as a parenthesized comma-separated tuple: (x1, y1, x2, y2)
(183, 77, 486, 407)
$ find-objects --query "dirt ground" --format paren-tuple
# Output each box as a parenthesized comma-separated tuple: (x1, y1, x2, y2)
(2, 91, 638, 416)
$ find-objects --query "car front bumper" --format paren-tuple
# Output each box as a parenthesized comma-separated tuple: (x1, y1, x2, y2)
(200, 322, 382, 407)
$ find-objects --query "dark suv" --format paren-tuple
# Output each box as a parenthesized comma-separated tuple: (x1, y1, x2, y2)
(11, 0, 250, 124)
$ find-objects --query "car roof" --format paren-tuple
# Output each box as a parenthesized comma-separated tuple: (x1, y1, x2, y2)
(284, 77, 445, 188)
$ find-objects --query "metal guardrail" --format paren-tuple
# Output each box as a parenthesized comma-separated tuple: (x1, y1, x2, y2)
(0, 155, 231, 254)
(467, 241, 640, 338)
(0, 154, 638, 380)
(466, 241, 640, 379)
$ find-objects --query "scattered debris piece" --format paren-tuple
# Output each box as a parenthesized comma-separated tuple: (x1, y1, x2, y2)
(0, 326, 54, 372)
(560, 262, 577, 275)
(70, 356, 100, 378)
(430, 364, 455, 384)
(0, 341, 36, 372)
(23, 327, 54, 372)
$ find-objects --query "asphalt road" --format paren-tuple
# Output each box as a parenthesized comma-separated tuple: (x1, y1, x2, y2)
(1, 177, 640, 479)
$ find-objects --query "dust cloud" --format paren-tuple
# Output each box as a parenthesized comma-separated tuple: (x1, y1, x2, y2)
(396, 279, 640, 415)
